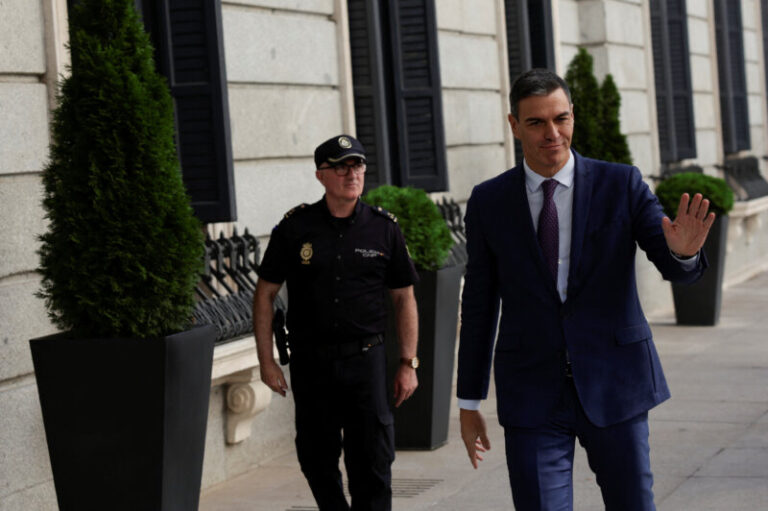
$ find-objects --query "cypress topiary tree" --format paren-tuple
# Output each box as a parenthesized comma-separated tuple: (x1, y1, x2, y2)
(362, 185, 453, 271)
(565, 48, 633, 165)
(600, 74, 633, 165)
(565, 48, 602, 159)
(38, 0, 203, 338)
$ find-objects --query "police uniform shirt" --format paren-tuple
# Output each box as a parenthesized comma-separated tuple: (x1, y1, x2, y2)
(257, 197, 419, 345)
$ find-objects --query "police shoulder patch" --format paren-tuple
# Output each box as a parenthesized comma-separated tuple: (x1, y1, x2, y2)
(371, 205, 398, 223)
(284, 203, 309, 219)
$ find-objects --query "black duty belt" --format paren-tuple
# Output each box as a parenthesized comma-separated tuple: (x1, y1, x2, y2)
(295, 334, 384, 360)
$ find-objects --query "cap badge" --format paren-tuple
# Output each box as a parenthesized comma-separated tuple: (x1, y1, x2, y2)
(338, 136, 352, 149)
(300, 242, 313, 265)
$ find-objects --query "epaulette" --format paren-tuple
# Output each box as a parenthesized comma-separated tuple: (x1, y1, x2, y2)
(283, 203, 309, 219)
(371, 205, 398, 223)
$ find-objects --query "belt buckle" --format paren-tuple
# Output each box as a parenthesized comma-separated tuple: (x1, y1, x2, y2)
(361, 342, 373, 353)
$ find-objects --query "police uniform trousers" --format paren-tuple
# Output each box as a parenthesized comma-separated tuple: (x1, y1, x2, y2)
(290, 342, 394, 511)
(503, 378, 655, 511)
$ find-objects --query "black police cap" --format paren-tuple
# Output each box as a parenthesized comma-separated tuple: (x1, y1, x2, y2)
(314, 134, 366, 168)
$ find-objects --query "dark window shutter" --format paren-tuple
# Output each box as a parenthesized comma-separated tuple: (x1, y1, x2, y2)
(650, 0, 696, 163)
(505, 0, 555, 163)
(715, 0, 751, 154)
(526, 0, 555, 69)
(385, 0, 448, 191)
(348, 0, 392, 190)
(505, 0, 532, 79)
(141, 0, 236, 223)
(650, 0, 673, 162)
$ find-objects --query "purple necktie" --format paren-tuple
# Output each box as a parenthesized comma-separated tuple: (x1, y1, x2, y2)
(538, 179, 559, 282)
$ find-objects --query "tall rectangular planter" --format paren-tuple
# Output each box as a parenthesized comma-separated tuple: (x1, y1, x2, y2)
(30, 324, 216, 511)
(672, 215, 729, 325)
(386, 263, 463, 450)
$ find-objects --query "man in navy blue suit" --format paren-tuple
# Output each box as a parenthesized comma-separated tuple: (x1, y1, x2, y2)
(456, 69, 715, 510)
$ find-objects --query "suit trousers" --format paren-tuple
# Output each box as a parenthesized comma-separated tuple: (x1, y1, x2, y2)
(503, 379, 655, 511)
(290, 343, 394, 511)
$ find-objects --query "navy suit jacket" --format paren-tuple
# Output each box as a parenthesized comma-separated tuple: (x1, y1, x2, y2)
(456, 151, 708, 428)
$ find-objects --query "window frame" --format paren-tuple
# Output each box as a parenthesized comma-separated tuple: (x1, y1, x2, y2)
(714, 0, 751, 155)
(347, 0, 448, 192)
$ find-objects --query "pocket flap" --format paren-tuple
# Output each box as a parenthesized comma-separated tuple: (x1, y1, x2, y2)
(615, 323, 652, 345)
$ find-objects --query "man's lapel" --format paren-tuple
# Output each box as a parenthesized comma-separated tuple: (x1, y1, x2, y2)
(567, 152, 593, 298)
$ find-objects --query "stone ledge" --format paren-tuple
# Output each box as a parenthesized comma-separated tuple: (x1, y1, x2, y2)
(211, 336, 273, 445)
(730, 195, 768, 217)
(728, 196, 768, 250)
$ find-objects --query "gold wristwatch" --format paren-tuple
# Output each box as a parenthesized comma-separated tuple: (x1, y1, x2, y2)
(400, 356, 420, 369)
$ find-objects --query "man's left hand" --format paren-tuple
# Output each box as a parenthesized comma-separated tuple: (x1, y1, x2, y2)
(661, 193, 716, 257)
(393, 365, 418, 407)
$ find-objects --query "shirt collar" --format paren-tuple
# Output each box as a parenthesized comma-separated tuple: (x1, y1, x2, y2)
(523, 150, 575, 193)
(319, 195, 361, 223)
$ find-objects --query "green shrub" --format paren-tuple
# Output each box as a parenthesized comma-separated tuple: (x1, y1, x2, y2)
(362, 186, 453, 271)
(37, 0, 203, 338)
(654, 172, 735, 218)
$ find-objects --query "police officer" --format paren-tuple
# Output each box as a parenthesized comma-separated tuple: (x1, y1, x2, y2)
(253, 134, 420, 511)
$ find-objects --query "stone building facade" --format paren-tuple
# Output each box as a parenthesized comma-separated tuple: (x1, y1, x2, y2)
(2, 1, 768, 508)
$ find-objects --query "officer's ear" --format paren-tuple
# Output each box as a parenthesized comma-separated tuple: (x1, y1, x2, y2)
(315, 170, 324, 184)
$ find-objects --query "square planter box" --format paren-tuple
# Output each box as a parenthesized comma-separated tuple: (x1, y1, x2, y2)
(385, 263, 463, 450)
(672, 215, 729, 326)
(30, 324, 216, 511)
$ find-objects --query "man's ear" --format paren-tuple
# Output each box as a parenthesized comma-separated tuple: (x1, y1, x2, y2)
(315, 170, 324, 184)
(508, 113, 520, 139)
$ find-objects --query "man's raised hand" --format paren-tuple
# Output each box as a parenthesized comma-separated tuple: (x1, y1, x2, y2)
(661, 193, 716, 257)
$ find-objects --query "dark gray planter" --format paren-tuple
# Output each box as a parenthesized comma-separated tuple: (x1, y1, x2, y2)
(30, 324, 216, 511)
(672, 215, 729, 325)
(386, 263, 463, 450)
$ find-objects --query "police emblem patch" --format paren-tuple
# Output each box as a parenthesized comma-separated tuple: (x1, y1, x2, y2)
(338, 136, 352, 148)
(300, 242, 313, 265)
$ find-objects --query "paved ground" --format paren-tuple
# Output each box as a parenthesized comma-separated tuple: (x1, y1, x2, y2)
(200, 271, 768, 510)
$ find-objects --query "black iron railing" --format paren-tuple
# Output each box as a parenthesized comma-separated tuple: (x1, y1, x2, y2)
(435, 197, 468, 267)
(193, 228, 287, 344)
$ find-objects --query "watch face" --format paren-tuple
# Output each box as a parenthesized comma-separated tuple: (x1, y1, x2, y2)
(411, 357, 420, 369)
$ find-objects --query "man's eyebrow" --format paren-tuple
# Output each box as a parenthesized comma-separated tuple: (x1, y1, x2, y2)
(523, 110, 571, 123)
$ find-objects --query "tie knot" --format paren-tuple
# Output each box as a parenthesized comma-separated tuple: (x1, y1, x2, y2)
(541, 179, 557, 199)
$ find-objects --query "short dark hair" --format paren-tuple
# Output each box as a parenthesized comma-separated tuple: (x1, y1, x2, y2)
(509, 68, 572, 118)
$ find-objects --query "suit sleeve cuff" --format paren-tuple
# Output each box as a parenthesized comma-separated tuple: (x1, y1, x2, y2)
(458, 398, 481, 411)
(670, 249, 699, 269)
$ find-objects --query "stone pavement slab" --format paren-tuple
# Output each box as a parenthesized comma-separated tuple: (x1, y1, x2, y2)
(201, 271, 768, 510)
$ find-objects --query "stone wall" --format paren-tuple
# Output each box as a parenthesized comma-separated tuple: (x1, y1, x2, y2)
(227, 0, 344, 238)
(3, 0, 768, 508)
(437, 0, 512, 201)
(744, 0, 768, 166)
(688, 0, 722, 171)
(0, 0, 65, 509)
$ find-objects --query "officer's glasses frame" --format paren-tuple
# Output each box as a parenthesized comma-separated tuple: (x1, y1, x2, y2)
(319, 158, 367, 177)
